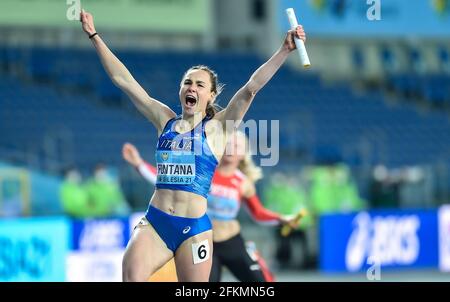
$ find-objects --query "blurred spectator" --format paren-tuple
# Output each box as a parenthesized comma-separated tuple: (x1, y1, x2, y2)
(60, 166, 91, 218)
(85, 163, 130, 217)
(369, 165, 400, 209)
(308, 163, 366, 214)
(369, 165, 429, 209)
(263, 172, 314, 269)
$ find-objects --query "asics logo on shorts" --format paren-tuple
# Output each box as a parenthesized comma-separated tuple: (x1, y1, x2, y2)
(182, 226, 191, 234)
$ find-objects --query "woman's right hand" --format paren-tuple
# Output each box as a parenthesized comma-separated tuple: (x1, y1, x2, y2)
(122, 143, 144, 167)
(80, 9, 97, 36)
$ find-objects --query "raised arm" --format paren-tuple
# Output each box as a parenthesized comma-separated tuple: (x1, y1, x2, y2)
(80, 10, 175, 132)
(241, 178, 280, 225)
(215, 26, 306, 127)
(242, 178, 301, 228)
(137, 162, 157, 185)
(122, 143, 157, 184)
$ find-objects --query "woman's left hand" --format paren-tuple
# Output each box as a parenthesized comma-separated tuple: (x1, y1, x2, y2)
(283, 25, 306, 52)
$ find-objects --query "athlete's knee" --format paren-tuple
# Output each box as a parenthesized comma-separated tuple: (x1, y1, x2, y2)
(122, 258, 147, 282)
(123, 267, 147, 282)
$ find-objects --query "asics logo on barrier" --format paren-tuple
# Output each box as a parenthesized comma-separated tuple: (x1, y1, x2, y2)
(182, 226, 191, 234)
(79, 220, 124, 250)
(345, 212, 420, 271)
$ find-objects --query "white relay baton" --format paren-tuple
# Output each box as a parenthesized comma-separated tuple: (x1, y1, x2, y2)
(286, 8, 311, 68)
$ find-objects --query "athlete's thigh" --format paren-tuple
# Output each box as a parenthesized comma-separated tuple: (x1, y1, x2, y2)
(174, 230, 213, 282)
(123, 221, 174, 281)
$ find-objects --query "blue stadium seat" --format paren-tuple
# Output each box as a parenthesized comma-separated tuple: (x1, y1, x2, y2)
(1, 47, 449, 172)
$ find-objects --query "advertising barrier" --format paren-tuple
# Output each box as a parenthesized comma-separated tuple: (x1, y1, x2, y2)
(0, 217, 70, 281)
(320, 209, 439, 272)
(438, 205, 450, 272)
(0, 0, 211, 33)
(279, 0, 450, 37)
(1, 207, 448, 281)
(66, 217, 129, 282)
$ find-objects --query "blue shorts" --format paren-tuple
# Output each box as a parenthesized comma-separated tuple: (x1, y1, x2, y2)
(145, 205, 212, 253)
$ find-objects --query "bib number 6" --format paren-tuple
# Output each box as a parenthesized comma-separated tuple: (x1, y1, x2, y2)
(192, 240, 210, 264)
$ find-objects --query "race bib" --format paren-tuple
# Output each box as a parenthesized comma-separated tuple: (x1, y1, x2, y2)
(156, 150, 195, 185)
(192, 240, 210, 264)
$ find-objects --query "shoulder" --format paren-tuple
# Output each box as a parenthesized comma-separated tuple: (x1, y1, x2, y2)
(204, 118, 227, 162)
(239, 173, 256, 198)
(234, 170, 246, 181)
(158, 115, 179, 135)
(205, 109, 234, 136)
(204, 115, 225, 132)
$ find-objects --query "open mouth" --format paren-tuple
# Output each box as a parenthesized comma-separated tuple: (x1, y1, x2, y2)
(185, 95, 197, 107)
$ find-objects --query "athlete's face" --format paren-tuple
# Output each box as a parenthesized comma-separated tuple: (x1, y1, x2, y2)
(222, 134, 246, 165)
(179, 69, 215, 117)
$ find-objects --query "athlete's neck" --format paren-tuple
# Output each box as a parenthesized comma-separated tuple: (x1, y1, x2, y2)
(217, 161, 239, 176)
